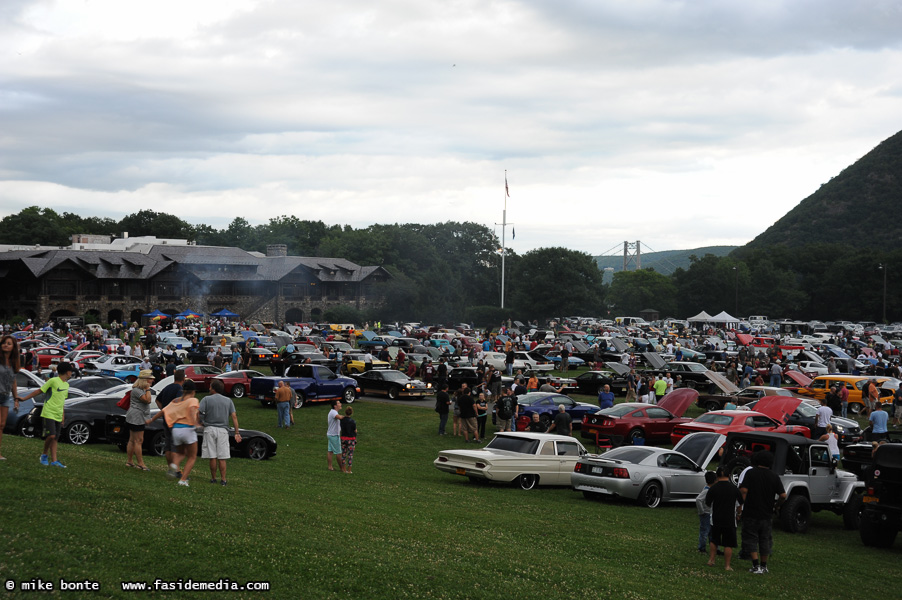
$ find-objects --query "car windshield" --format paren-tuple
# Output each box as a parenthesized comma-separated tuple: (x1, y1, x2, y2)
(485, 435, 540, 455)
(381, 371, 408, 382)
(599, 405, 636, 417)
(695, 414, 734, 425)
(601, 447, 655, 463)
(795, 402, 817, 417)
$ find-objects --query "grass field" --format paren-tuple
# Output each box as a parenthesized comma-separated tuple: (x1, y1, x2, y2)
(1, 374, 898, 599)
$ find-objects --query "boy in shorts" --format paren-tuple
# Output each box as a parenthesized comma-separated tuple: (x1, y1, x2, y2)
(20, 362, 73, 467)
(705, 467, 743, 570)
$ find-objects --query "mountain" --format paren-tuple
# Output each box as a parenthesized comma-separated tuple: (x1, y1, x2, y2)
(594, 245, 736, 278)
(740, 129, 902, 252)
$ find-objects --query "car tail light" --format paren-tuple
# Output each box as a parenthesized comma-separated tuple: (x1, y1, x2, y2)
(867, 486, 875, 495)
(573, 463, 584, 472)
(475, 462, 487, 469)
(612, 468, 629, 479)
(438, 457, 448, 463)
(582, 416, 588, 424)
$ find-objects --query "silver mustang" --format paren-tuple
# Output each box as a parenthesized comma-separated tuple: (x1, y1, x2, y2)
(434, 432, 588, 490)
(570, 432, 725, 508)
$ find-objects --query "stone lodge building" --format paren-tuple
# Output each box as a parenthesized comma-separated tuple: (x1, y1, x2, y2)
(0, 235, 390, 325)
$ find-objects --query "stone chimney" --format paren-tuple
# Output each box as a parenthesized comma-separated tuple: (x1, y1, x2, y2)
(266, 244, 288, 257)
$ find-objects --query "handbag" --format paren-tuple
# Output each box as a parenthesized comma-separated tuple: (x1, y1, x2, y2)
(116, 390, 131, 411)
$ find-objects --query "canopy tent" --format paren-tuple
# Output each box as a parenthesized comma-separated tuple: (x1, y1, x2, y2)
(176, 309, 203, 319)
(709, 311, 739, 324)
(211, 309, 240, 318)
(687, 311, 713, 322)
(143, 309, 168, 318)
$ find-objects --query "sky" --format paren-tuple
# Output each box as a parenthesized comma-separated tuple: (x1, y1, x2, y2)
(1, 0, 901, 257)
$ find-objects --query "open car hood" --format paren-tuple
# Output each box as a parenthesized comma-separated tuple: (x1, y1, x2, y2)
(607, 363, 631, 377)
(672, 432, 726, 469)
(706, 371, 740, 394)
(754, 396, 803, 424)
(784, 370, 812, 387)
(642, 352, 667, 370)
(610, 338, 630, 353)
(657, 388, 699, 417)
(735, 333, 754, 346)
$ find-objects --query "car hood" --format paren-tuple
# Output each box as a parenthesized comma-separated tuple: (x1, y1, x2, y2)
(642, 352, 667, 370)
(658, 388, 699, 417)
(831, 416, 859, 429)
(735, 333, 754, 346)
(672, 432, 726, 468)
(707, 371, 740, 394)
(610, 338, 630, 353)
(754, 396, 803, 424)
(784, 370, 812, 387)
(607, 363, 631, 377)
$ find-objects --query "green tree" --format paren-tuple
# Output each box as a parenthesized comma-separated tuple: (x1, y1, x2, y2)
(508, 247, 604, 321)
(608, 269, 678, 316)
(118, 210, 194, 239)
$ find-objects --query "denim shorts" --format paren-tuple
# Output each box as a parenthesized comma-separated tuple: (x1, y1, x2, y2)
(0, 392, 14, 409)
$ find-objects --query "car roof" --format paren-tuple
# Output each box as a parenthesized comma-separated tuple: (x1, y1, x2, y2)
(493, 432, 580, 442)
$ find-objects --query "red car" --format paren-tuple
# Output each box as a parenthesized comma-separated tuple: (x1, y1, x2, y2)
(176, 364, 223, 392)
(581, 388, 698, 446)
(670, 396, 810, 445)
(31, 346, 70, 369)
(212, 369, 268, 398)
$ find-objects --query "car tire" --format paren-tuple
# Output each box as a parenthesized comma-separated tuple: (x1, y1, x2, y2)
(725, 456, 751, 486)
(628, 428, 645, 445)
(860, 509, 898, 547)
(293, 392, 305, 410)
(342, 387, 356, 404)
(65, 421, 92, 445)
(246, 437, 269, 460)
(517, 474, 538, 490)
(780, 494, 811, 533)
(849, 402, 862, 415)
(18, 416, 36, 438)
(149, 430, 167, 457)
(705, 400, 721, 412)
(843, 493, 864, 530)
(388, 386, 400, 400)
(637, 481, 662, 508)
(232, 384, 246, 398)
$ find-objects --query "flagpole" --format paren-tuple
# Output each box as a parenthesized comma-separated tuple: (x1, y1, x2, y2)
(501, 171, 508, 309)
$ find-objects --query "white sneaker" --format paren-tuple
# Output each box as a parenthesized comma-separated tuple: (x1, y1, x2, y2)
(177, 480, 189, 487)
(166, 464, 178, 479)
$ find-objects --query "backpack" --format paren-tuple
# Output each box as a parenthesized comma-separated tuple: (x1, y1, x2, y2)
(116, 390, 131, 411)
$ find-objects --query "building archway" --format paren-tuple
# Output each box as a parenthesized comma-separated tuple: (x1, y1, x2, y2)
(310, 308, 322, 322)
(285, 308, 304, 323)
(130, 309, 145, 324)
(50, 309, 76, 318)
(108, 309, 124, 324)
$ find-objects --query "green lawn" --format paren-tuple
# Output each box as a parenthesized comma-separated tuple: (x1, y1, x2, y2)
(0, 376, 897, 599)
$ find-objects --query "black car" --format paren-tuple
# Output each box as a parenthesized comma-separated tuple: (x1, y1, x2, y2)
(843, 430, 902, 478)
(448, 367, 484, 391)
(105, 414, 277, 460)
(68, 375, 127, 395)
(572, 370, 625, 396)
(19, 392, 129, 445)
(352, 369, 434, 399)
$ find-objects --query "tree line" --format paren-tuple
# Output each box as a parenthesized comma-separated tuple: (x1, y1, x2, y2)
(1, 207, 893, 324)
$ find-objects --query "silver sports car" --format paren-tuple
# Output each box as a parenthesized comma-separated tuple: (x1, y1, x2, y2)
(570, 432, 725, 508)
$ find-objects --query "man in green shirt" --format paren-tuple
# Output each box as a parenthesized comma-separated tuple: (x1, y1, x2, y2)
(653, 375, 668, 404)
(19, 362, 73, 467)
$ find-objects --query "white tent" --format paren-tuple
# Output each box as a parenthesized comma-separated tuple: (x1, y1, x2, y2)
(710, 311, 739, 324)
(687, 311, 713, 322)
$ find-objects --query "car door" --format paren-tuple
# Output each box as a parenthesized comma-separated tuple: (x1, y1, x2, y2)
(644, 407, 674, 440)
(554, 440, 584, 484)
(807, 445, 839, 500)
(657, 452, 702, 498)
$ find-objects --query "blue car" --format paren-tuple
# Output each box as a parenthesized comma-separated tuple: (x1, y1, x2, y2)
(515, 392, 598, 430)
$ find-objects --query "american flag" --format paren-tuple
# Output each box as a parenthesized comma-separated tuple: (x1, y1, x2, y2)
(505, 174, 510, 197)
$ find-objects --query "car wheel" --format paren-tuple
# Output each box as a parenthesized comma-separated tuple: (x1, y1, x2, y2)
(342, 387, 356, 404)
(780, 494, 811, 533)
(293, 392, 306, 410)
(232, 384, 246, 398)
(246, 437, 269, 460)
(149, 431, 167, 457)
(637, 481, 662, 508)
(65, 421, 92, 445)
(860, 510, 898, 547)
(126, 375, 137, 384)
(628, 428, 645, 445)
(18, 416, 36, 438)
(387, 386, 400, 400)
(725, 456, 751, 486)
(843, 493, 864, 530)
(849, 402, 862, 415)
(517, 474, 538, 490)
(705, 400, 721, 412)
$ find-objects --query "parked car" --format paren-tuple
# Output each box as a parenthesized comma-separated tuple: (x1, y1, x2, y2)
(211, 370, 269, 398)
(860, 443, 902, 547)
(434, 432, 587, 490)
(740, 398, 863, 446)
(842, 430, 902, 478)
(696, 386, 798, 413)
(352, 369, 434, 399)
(514, 392, 598, 430)
(247, 347, 276, 365)
(571, 432, 726, 508)
(581, 388, 698, 447)
(82, 354, 143, 376)
(670, 397, 812, 445)
(3, 370, 90, 435)
(175, 364, 223, 392)
(571, 368, 628, 396)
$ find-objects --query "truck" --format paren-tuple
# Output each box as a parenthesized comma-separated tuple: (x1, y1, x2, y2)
(249, 363, 358, 409)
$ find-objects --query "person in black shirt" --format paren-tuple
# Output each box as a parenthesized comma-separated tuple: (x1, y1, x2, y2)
(458, 389, 479, 443)
(547, 404, 572, 436)
(339, 407, 357, 474)
(526, 412, 547, 433)
(739, 451, 786, 574)
(705, 468, 743, 571)
(434, 383, 451, 435)
(155, 370, 185, 469)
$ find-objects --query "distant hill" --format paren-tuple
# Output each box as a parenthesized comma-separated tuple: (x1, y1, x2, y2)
(740, 129, 902, 252)
(595, 246, 736, 278)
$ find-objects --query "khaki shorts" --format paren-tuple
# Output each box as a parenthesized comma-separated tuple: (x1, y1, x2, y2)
(462, 417, 478, 434)
(895, 406, 902, 419)
(202, 426, 230, 460)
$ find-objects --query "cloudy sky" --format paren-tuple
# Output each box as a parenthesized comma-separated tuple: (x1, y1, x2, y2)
(2, 1, 901, 256)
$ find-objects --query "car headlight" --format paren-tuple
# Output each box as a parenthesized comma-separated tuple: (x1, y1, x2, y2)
(833, 425, 845, 433)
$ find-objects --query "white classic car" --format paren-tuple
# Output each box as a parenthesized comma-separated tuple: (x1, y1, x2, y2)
(434, 432, 588, 490)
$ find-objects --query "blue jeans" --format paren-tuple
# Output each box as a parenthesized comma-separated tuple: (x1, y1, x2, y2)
(438, 412, 448, 435)
(277, 402, 291, 428)
(698, 514, 712, 550)
(769, 374, 781, 387)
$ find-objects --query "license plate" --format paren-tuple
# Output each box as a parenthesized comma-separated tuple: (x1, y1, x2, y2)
(456, 468, 466, 475)
(257, 395, 265, 400)
(592, 466, 605, 475)
(862, 496, 878, 503)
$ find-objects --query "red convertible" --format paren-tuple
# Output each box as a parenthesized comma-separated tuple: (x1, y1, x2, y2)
(581, 388, 698, 446)
(670, 396, 810, 445)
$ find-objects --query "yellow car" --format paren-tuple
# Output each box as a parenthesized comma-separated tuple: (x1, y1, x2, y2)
(796, 375, 894, 414)
(340, 353, 391, 375)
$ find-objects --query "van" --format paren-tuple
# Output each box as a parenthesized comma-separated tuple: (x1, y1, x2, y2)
(614, 317, 648, 327)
